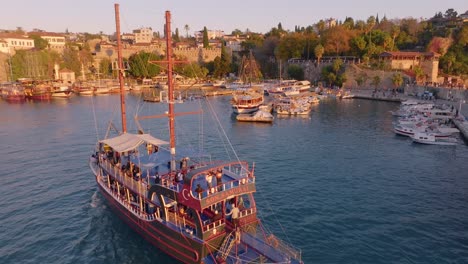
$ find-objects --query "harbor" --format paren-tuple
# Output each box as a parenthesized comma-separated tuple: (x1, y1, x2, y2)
(1, 94, 468, 264)
(1, 2, 467, 263)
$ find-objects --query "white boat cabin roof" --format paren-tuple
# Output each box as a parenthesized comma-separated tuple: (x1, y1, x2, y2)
(100, 133, 169, 152)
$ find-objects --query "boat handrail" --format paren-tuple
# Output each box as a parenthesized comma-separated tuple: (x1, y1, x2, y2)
(203, 219, 224, 232)
(98, 178, 160, 222)
(192, 176, 255, 200)
(99, 157, 149, 197)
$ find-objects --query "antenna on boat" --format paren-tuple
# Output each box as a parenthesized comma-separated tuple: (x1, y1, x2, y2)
(114, 3, 127, 133)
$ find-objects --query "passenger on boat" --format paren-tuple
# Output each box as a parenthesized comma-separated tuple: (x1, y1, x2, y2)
(195, 184, 204, 199)
(226, 203, 240, 226)
(205, 172, 213, 189)
(154, 173, 161, 184)
(216, 169, 223, 191)
(176, 172, 184, 183)
(179, 205, 187, 218)
(180, 157, 189, 169)
(146, 143, 153, 155)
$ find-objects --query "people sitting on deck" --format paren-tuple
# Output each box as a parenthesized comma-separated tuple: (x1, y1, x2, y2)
(195, 184, 204, 199)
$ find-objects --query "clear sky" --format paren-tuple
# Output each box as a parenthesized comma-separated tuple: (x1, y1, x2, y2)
(2, 0, 466, 35)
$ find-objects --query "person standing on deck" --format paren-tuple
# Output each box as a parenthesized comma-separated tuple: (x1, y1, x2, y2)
(226, 203, 240, 226)
(216, 169, 223, 191)
(195, 184, 204, 199)
(205, 171, 213, 189)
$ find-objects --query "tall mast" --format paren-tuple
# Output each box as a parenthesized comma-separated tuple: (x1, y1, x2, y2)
(114, 3, 127, 133)
(165, 11, 177, 171)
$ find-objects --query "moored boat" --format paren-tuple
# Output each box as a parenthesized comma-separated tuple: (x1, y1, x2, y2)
(231, 90, 264, 114)
(25, 83, 52, 101)
(51, 84, 72, 99)
(411, 132, 458, 146)
(89, 6, 303, 264)
(236, 110, 274, 123)
(1, 82, 26, 103)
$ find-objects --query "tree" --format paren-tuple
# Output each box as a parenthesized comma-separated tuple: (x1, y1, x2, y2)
(322, 26, 352, 55)
(390, 25, 400, 51)
(413, 66, 425, 84)
(174, 28, 180, 42)
(287, 64, 304, 80)
(231, 29, 243, 36)
(184, 24, 190, 38)
(276, 33, 306, 60)
(350, 36, 367, 57)
(371, 75, 381, 89)
(203, 27, 209, 48)
(61, 44, 81, 76)
(213, 44, 231, 78)
(99, 57, 112, 78)
(29, 35, 49, 50)
(392, 72, 403, 88)
(444, 8, 458, 18)
(314, 44, 324, 64)
(127, 51, 163, 78)
(355, 73, 368, 87)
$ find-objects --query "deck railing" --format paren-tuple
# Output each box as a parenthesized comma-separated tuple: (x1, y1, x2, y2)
(97, 176, 160, 222)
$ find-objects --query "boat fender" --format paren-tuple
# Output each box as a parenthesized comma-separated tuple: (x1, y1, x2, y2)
(213, 229, 217, 235)
(210, 187, 215, 194)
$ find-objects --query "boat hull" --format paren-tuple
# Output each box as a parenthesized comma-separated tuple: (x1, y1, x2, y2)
(3, 94, 26, 103)
(96, 179, 209, 264)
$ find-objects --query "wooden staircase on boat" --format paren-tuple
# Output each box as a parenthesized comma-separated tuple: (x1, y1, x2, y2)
(217, 232, 236, 261)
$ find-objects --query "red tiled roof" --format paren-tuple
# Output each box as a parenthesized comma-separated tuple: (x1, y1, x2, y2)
(0, 32, 31, 40)
(380, 51, 440, 57)
(28, 32, 65, 37)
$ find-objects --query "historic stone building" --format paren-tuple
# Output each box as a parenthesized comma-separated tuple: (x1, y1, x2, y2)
(379, 51, 440, 83)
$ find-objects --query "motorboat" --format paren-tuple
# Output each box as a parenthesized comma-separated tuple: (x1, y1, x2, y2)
(411, 132, 458, 146)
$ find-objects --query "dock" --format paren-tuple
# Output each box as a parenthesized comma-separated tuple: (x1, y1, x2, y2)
(453, 118, 468, 143)
(350, 90, 402, 102)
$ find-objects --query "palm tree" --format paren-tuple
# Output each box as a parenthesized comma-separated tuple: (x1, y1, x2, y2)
(184, 24, 190, 38)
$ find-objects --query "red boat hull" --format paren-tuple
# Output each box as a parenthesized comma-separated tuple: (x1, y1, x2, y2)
(96, 182, 208, 264)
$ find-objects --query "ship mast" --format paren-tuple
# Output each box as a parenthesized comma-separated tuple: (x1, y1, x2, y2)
(114, 3, 127, 133)
(165, 11, 177, 171)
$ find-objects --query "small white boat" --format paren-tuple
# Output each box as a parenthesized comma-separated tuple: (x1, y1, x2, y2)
(411, 132, 458, 146)
(51, 85, 72, 99)
(236, 110, 274, 123)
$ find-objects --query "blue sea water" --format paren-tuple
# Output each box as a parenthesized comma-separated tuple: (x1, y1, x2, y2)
(0, 95, 467, 264)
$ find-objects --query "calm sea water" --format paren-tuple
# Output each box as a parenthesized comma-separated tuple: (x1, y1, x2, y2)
(0, 94, 467, 264)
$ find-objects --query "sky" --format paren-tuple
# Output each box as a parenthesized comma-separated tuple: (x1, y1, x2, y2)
(2, 0, 467, 35)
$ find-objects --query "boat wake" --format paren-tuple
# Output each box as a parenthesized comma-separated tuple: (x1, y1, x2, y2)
(90, 190, 100, 208)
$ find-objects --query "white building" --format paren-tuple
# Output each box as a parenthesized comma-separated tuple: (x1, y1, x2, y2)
(0, 33, 35, 54)
(133, 27, 153, 43)
(0, 39, 9, 54)
(28, 32, 66, 52)
(194, 29, 225, 40)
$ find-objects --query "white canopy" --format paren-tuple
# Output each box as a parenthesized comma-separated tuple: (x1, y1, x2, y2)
(100, 133, 169, 153)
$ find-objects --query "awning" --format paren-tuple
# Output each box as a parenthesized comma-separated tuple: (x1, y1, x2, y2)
(100, 133, 168, 153)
